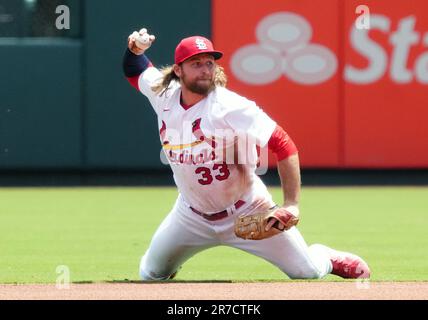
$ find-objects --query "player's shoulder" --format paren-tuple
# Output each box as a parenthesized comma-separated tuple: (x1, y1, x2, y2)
(213, 87, 255, 110)
(214, 87, 248, 102)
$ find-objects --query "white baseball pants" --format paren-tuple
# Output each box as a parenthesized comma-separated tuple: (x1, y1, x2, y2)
(139, 194, 332, 280)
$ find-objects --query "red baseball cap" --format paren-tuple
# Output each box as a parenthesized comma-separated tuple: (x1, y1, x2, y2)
(174, 36, 223, 64)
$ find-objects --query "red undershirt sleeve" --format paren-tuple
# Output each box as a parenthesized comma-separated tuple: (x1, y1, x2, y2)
(125, 62, 154, 91)
(268, 125, 298, 161)
(126, 75, 140, 90)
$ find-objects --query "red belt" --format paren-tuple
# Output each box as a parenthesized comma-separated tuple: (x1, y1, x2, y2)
(190, 200, 246, 221)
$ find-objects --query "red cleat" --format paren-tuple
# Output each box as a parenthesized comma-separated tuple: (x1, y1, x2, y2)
(318, 245, 371, 279)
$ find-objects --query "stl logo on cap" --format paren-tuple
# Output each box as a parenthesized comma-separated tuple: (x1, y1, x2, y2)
(195, 38, 208, 50)
(175, 36, 223, 64)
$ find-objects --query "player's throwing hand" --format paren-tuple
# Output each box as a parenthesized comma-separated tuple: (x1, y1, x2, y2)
(128, 28, 156, 55)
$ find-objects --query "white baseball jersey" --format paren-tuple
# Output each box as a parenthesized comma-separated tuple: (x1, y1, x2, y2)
(137, 67, 277, 213)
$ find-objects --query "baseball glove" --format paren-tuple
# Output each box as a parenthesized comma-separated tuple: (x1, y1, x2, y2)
(234, 206, 299, 240)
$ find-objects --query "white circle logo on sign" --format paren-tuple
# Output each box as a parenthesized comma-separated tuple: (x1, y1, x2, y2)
(231, 12, 338, 85)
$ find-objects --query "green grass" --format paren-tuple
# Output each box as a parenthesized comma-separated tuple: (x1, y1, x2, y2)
(0, 187, 427, 283)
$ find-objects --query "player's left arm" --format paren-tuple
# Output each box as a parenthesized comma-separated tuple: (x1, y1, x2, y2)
(266, 125, 300, 231)
(276, 153, 300, 208)
(222, 97, 300, 230)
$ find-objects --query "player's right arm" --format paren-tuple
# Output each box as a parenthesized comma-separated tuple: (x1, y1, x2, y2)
(122, 28, 164, 111)
(123, 28, 155, 88)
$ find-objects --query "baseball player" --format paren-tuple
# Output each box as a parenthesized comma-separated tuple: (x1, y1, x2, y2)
(123, 28, 371, 281)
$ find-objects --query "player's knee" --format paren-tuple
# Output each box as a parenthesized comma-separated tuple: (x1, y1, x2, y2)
(139, 259, 177, 281)
(139, 254, 169, 281)
(139, 267, 171, 281)
(138, 255, 180, 281)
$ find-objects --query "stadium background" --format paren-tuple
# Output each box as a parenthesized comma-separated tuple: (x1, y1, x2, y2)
(1, 0, 427, 186)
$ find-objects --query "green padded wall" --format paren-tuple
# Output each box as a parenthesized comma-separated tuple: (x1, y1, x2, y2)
(84, 0, 212, 169)
(0, 39, 82, 168)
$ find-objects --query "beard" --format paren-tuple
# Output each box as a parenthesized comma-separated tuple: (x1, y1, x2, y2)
(181, 74, 215, 95)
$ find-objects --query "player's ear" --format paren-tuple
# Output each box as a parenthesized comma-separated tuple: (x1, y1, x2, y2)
(173, 64, 181, 78)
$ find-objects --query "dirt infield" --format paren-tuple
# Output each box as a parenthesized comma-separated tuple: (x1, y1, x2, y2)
(0, 282, 427, 300)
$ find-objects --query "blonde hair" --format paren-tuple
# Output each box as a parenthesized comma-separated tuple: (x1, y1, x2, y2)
(152, 64, 228, 96)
